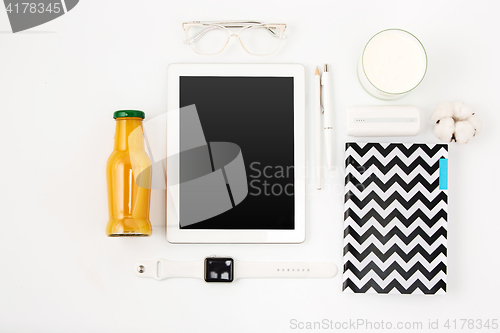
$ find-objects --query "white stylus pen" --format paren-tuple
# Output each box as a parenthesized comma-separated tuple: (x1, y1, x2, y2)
(322, 64, 333, 170)
(314, 67, 322, 190)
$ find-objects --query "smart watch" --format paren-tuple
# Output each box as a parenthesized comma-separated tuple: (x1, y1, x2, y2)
(134, 256, 337, 282)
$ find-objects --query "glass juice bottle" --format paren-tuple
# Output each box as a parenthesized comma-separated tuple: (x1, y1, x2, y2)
(106, 110, 152, 236)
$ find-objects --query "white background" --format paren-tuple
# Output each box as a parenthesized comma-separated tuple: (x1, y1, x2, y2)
(1, 0, 499, 332)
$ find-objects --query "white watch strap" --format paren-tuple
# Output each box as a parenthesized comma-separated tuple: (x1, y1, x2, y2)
(134, 259, 337, 280)
(134, 259, 203, 280)
(235, 262, 337, 279)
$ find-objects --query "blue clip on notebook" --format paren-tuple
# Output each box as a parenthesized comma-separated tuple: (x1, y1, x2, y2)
(343, 143, 448, 295)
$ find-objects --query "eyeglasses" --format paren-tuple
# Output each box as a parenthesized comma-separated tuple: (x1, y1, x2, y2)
(182, 21, 287, 56)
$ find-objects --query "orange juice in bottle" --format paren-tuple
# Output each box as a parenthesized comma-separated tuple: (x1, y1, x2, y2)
(106, 110, 152, 236)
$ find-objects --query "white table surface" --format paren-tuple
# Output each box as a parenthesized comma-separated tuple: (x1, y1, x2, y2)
(1, 0, 499, 332)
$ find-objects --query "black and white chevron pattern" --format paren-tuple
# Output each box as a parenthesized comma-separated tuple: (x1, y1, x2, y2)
(343, 143, 448, 295)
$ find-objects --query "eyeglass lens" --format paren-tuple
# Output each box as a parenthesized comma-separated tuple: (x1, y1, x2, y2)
(187, 26, 229, 55)
(239, 26, 282, 55)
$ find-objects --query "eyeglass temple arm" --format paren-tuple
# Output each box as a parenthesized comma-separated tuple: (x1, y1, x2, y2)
(183, 24, 283, 44)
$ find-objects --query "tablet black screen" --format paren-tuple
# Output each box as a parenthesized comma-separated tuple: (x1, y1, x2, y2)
(179, 76, 294, 229)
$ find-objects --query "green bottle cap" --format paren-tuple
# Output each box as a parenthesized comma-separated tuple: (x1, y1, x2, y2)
(113, 110, 145, 119)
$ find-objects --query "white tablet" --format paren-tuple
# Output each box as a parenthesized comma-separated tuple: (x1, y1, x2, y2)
(166, 64, 305, 243)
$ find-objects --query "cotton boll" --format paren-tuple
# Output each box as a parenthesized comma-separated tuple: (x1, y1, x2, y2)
(466, 114, 482, 136)
(454, 120, 476, 144)
(434, 117, 455, 142)
(431, 102, 455, 123)
(432, 101, 482, 144)
(453, 102, 474, 120)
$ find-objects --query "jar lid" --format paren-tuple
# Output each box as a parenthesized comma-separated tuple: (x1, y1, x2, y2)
(113, 110, 145, 119)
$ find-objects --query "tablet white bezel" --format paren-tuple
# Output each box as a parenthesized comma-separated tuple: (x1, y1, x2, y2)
(166, 63, 305, 243)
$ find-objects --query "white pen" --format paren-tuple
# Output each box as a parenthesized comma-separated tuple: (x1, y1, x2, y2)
(322, 64, 333, 170)
(315, 67, 322, 190)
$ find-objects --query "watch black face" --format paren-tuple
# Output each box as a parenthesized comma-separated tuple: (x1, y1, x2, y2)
(204, 257, 234, 283)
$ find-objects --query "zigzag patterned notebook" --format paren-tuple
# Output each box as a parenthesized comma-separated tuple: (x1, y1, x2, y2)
(343, 143, 448, 295)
